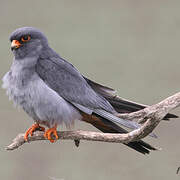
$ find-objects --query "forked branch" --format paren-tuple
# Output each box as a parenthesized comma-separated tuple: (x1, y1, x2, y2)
(6, 92, 180, 151)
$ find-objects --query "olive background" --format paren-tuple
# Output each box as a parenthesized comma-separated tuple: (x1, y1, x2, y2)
(0, 0, 180, 179)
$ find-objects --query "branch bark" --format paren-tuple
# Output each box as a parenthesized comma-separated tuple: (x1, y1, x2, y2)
(6, 92, 180, 151)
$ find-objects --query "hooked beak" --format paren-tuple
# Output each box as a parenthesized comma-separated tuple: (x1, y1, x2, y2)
(11, 40, 22, 51)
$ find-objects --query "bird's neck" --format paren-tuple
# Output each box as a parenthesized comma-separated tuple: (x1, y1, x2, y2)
(10, 57, 37, 79)
(40, 46, 61, 59)
(12, 56, 38, 68)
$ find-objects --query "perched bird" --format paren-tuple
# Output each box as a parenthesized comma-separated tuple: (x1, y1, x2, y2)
(2, 27, 178, 154)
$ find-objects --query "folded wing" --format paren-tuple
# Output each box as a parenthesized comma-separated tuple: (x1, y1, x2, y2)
(35, 56, 140, 129)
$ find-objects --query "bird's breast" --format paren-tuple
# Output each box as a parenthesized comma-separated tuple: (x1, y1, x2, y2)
(2, 68, 82, 126)
(2, 65, 35, 106)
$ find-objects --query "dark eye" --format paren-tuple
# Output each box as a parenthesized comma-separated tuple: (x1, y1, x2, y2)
(21, 35, 31, 42)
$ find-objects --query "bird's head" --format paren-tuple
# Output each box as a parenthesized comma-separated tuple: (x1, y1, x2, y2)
(9, 27, 48, 59)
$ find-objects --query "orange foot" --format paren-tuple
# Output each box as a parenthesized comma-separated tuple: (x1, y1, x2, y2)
(44, 124, 58, 143)
(24, 123, 45, 141)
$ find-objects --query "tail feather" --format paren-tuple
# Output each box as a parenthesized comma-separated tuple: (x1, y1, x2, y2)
(82, 77, 178, 154)
(81, 113, 157, 154)
(85, 77, 178, 120)
(127, 142, 150, 154)
(106, 96, 178, 120)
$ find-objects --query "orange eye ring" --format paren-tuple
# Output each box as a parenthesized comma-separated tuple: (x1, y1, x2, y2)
(21, 35, 31, 42)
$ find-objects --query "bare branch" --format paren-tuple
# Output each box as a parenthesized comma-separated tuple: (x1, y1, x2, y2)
(6, 92, 180, 151)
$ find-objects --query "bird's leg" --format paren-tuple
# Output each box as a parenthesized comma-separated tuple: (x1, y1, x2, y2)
(24, 123, 45, 141)
(44, 124, 58, 143)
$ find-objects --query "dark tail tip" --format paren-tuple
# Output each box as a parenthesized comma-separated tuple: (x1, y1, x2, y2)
(164, 113, 179, 120)
(126, 140, 157, 155)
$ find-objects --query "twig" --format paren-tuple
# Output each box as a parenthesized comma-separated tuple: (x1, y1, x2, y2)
(6, 92, 180, 151)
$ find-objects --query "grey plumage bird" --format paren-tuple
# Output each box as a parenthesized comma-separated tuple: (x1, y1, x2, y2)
(2, 27, 178, 154)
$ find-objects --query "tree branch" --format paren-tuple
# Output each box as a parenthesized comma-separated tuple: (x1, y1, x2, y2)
(6, 92, 180, 151)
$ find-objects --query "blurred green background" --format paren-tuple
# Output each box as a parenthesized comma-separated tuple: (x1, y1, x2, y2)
(0, 0, 180, 179)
